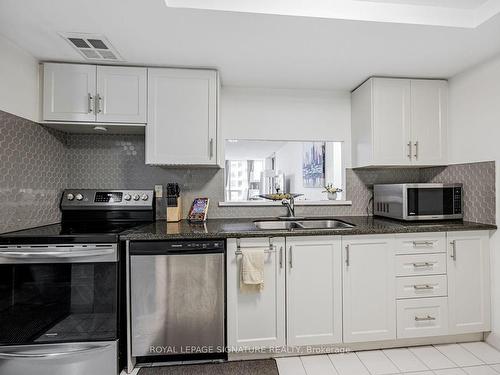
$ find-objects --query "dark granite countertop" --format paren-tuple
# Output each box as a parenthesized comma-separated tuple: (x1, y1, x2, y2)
(120, 216, 497, 241)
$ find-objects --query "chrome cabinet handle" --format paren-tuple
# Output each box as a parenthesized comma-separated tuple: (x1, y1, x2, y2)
(289, 246, 293, 269)
(407, 141, 412, 160)
(88, 93, 94, 113)
(0, 344, 111, 359)
(209, 138, 214, 159)
(412, 241, 433, 247)
(412, 262, 432, 268)
(450, 240, 457, 261)
(345, 244, 350, 267)
(415, 315, 436, 322)
(414, 284, 434, 290)
(279, 246, 283, 269)
(96, 94, 103, 113)
(414, 141, 419, 159)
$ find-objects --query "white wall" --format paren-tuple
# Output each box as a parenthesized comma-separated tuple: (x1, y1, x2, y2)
(0, 34, 39, 122)
(221, 87, 352, 166)
(447, 53, 500, 346)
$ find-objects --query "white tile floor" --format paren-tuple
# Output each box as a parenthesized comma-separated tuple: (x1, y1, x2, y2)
(276, 342, 500, 375)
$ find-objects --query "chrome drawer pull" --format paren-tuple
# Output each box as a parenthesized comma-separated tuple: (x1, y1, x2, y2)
(412, 262, 432, 268)
(412, 241, 434, 247)
(413, 284, 434, 290)
(415, 315, 436, 322)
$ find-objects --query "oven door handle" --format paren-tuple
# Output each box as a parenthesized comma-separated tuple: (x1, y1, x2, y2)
(0, 344, 111, 359)
(0, 248, 115, 259)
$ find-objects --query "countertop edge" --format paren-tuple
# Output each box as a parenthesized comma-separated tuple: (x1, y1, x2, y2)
(120, 219, 497, 241)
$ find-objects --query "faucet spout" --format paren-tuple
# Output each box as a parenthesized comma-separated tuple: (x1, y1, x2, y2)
(282, 197, 295, 218)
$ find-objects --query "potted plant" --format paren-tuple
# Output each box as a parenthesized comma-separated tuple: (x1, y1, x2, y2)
(323, 184, 343, 200)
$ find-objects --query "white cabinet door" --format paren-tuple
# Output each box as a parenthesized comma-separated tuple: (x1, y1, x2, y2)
(410, 80, 447, 166)
(96, 66, 147, 123)
(343, 235, 396, 343)
(146, 68, 218, 165)
(43, 63, 96, 122)
(226, 238, 286, 350)
(286, 236, 342, 346)
(372, 78, 412, 165)
(447, 231, 490, 334)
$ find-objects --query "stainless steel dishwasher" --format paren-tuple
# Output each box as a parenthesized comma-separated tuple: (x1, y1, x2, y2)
(129, 240, 225, 360)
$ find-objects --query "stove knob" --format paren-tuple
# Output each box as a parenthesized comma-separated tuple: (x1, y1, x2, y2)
(75, 193, 84, 201)
(133, 194, 140, 201)
(67, 193, 75, 201)
(124, 194, 131, 201)
(141, 194, 149, 201)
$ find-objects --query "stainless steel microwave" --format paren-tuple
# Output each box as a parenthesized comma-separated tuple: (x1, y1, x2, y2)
(373, 183, 463, 221)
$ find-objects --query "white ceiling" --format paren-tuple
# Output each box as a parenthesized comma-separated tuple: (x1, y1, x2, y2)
(2, 0, 500, 90)
(166, 0, 500, 27)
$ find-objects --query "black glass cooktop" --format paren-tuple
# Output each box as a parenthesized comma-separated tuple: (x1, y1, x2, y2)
(0, 221, 150, 244)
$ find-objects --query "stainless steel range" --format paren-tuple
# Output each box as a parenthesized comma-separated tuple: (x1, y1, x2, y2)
(0, 189, 154, 375)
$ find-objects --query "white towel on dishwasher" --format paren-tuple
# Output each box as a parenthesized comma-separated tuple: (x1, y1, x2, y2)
(240, 248, 265, 292)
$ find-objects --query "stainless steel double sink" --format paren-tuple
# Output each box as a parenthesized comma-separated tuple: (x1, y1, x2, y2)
(254, 218, 355, 231)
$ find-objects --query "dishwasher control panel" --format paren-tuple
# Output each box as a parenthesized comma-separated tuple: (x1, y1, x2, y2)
(129, 240, 225, 255)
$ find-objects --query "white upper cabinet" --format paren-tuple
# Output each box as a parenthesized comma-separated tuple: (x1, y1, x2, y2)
(286, 236, 342, 346)
(447, 231, 491, 334)
(96, 66, 147, 123)
(351, 77, 448, 167)
(146, 68, 219, 166)
(342, 235, 396, 343)
(410, 80, 447, 166)
(226, 238, 286, 350)
(43, 63, 97, 122)
(43, 63, 147, 124)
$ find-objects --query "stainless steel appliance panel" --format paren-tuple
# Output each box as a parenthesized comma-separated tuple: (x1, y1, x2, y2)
(130, 252, 225, 357)
(0, 341, 117, 375)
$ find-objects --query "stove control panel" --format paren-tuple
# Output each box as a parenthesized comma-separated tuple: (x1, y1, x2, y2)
(61, 189, 154, 209)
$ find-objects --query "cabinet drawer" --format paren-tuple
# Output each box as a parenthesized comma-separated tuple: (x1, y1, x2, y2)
(396, 275, 447, 299)
(397, 297, 448, 338)
(395, 233, 446, 255)
(396, 253, 447, 276)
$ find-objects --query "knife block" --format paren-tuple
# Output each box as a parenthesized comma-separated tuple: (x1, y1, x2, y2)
(167, 196, 182, 222)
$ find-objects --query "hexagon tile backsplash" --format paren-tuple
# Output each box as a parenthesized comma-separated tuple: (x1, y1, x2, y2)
(0, 109, 496, 233)
(0, 110, 67, 233)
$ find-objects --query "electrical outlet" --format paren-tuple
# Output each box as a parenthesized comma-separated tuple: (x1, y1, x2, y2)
(154, 185, 163, 198)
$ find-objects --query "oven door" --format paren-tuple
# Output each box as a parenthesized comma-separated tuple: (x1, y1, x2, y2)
(0, 244, 118, 346)
(405, 184, 463, 220)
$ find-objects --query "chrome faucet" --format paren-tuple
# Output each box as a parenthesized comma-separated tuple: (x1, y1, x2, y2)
(282, 196, 296, 218)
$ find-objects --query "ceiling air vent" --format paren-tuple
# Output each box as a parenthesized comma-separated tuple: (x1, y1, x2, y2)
(59, 32, 123, 62)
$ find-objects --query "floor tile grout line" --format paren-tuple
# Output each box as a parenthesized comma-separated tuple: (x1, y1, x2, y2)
(298, 355, 309, 375)
(380, 348, 404, 374)
(355, 349, 401, 375)
(458, 342, 500, 365)
(409, 346, 459, 371)
(382, 346, 430, 373)
(432, 343, 485, 368)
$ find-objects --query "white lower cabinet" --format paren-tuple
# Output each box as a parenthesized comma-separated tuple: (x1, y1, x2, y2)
(227, 231, 491, 351)
(226, 237, 286, 350)
(447, 231, 491, 334)
(342, 235, 396, 343)
(286, 236, 342, 346)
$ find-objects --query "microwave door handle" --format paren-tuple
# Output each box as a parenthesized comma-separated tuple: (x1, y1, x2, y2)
(0, 344, 111, 359)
